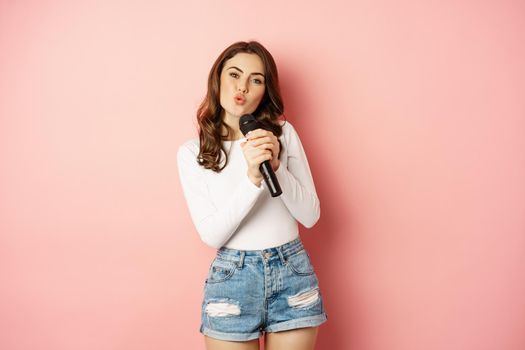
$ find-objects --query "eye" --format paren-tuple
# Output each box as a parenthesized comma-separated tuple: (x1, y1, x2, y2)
(252, 78, 264, 85)
(229, 72, 239, 78)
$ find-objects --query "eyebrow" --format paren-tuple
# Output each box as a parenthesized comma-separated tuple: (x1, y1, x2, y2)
(227, 66, 265, 77)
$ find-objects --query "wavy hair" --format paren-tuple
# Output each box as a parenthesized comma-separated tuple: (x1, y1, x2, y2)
(196, 41, 285, 172)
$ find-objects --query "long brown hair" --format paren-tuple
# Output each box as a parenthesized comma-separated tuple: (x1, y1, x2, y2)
(196, 41, 285, 172)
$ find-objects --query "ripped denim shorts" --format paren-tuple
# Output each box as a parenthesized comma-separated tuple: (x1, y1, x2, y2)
(200, 237, 327, 341)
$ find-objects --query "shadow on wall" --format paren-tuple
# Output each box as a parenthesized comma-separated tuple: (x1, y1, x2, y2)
(279, 60, 362, 350)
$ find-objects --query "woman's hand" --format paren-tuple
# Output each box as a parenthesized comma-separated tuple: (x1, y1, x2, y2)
(240, 129, 280, 187)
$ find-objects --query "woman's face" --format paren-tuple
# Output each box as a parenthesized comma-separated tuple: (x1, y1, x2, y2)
(219, 52, 266, 122)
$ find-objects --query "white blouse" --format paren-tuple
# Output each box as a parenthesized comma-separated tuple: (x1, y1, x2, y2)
(177, 121, 320, 250)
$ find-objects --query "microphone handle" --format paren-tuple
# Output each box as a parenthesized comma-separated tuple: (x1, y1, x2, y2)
(260, 160, 282, 197)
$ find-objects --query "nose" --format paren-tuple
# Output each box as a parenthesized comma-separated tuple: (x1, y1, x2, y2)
(237, 80, 248, 93)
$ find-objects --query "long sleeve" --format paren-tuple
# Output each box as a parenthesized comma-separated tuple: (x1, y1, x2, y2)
(275, 123, 321, 228)
(177, 142, 264, 248)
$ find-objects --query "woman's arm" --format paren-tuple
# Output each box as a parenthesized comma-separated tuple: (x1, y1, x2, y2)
(275, 123, 321, 228)
(177, 143, 264, 248)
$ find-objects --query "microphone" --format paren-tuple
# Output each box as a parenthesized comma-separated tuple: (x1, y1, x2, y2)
(239, 114, 282, 197)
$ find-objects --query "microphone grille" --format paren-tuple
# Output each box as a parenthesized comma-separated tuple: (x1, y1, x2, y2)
(239, 114, 255, 125)
(239, 114, 259, 135)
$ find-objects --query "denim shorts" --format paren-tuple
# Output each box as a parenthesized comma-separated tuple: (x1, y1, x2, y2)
(200, 237, 327, 341)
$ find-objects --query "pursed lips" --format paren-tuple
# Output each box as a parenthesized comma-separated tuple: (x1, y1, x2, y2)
(234, 94, 246, 105)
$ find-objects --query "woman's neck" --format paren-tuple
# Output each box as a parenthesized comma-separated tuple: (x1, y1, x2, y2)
(221, 113, 244, 140)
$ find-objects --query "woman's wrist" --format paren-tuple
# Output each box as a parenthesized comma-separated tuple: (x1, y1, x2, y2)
(247, 172, 263, 187)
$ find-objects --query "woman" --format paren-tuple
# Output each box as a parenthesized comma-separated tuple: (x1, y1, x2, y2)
(177, 41, 327, 350)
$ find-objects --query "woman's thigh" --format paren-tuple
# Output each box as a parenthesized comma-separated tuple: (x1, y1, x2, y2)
(264, 327, 318, 350)
(205, 336, 259, 350)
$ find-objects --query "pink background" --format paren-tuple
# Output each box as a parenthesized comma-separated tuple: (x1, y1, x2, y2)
(1, 1, 525, 349)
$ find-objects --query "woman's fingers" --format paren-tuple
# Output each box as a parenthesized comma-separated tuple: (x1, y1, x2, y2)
(247, 129, 276, 143)
(241, 130, 279, 183)
(243, 128, 280, 173)
(249, 136, 274, 147)
(253, 153, 273, 164)
(245, 128, 265, 139)
(246, 130, 279, 155)
(241, 141, 272, 164)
